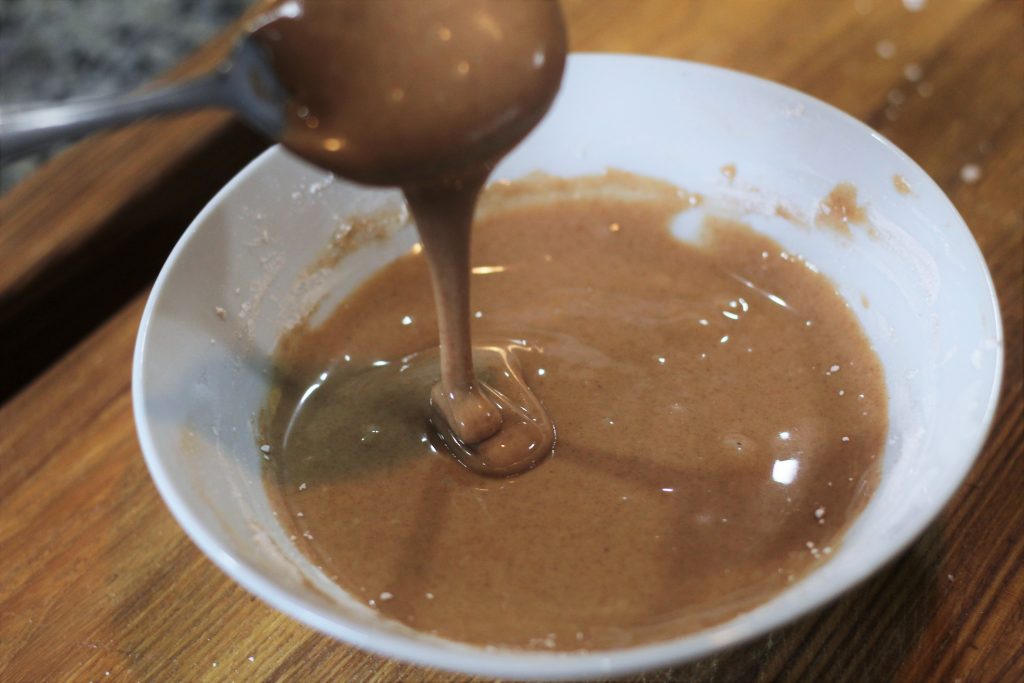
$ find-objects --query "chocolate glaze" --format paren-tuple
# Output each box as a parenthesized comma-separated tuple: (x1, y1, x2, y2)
(261, 172, 889, 651)
(251, 0, 566, 472)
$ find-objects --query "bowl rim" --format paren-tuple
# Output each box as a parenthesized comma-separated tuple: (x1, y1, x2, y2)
(132, 53, 1004, 680)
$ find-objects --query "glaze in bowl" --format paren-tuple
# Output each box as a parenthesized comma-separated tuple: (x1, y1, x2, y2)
(133, 54, 1002, 680)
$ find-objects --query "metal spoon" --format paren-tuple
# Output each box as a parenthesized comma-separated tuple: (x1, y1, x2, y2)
(0, 36, 287, 161)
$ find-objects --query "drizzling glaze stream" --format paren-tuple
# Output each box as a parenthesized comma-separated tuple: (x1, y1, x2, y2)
(250, 0, 566, 474)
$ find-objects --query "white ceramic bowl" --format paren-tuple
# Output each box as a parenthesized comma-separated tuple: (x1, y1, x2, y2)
(133, 54, 1003, 680)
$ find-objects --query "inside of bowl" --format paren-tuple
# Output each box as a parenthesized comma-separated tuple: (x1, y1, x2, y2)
(135, 55, 1001, 665)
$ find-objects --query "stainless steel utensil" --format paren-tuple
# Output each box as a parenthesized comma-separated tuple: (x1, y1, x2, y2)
(0, 36, 287, 161)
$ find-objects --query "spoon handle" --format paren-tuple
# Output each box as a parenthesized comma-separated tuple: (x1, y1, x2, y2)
(0, 72, 230, 161)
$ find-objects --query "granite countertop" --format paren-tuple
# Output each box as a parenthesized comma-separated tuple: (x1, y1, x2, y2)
(0, 0, 249, 193)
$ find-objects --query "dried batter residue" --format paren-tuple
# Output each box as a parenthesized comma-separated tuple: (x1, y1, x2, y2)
(892, 174, 912, 195)
(815, 182, 874, 237)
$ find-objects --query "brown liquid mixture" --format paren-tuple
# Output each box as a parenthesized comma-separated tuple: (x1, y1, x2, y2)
(261, 173, 889, 651)
(251, 0, 566, 472)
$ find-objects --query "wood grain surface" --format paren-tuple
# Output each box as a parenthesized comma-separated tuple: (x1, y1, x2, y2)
(2, 1, 1022, 681)
(0, 8, 269, 400)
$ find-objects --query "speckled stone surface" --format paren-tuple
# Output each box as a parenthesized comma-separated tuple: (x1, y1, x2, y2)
(0, 0, 250, 192)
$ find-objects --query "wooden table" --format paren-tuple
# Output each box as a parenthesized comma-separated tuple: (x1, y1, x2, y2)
(2, 1, 1021, 680)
